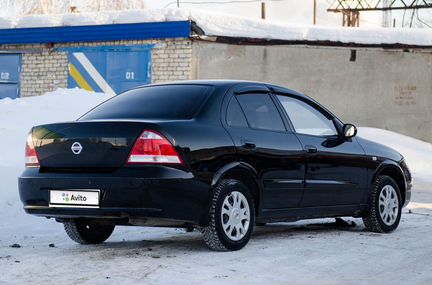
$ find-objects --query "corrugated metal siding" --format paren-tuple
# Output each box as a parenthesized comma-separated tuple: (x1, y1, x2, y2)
(67, 46, 153, 95)
(0, 21, 191, 44)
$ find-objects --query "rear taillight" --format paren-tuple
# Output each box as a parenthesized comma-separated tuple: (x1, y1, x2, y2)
(127, 130, 183, 165)
(25, 132, 39, 167)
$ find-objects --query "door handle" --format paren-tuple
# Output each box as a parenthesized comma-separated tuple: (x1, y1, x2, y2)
(305, 145, 317, 154)
(241, 139, 256, 149)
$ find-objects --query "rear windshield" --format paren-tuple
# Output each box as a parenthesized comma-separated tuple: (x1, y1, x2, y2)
(80, 85, 214, 120)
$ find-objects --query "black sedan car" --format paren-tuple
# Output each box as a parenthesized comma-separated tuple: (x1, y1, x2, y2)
(19, 80, 412, 251)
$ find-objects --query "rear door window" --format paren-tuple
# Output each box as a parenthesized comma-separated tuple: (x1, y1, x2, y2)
(80, 85, 213, 120)
(226, 96, 248, 128)
(236, 93, 285, 132)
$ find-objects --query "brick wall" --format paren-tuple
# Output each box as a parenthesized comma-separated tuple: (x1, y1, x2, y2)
(0, 38, 192, 97)
(152, 39, 192, 83)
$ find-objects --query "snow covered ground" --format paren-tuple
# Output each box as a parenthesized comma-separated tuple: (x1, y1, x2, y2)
(0, 89, 431, 284)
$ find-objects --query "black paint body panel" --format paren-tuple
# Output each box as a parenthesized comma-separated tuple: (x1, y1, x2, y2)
(19, 80, 412, 227)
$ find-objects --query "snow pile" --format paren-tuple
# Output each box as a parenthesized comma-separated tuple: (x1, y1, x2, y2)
(1, 8, 432, 46)
(62, 12, 111, 26)
(303, 25, 432, 46)
(16, 14, 62, 28)
(0, 0, 146, 17)
(0, 88, 109, 218)
(0, 17, 15, 29)
(111, 9, 166, 24)
(189, 9, 432, 46)
(190, 10, 306, 41)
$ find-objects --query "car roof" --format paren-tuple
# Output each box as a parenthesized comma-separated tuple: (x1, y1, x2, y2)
(131, 79, 340, 124)
(138, 79, 307, 98)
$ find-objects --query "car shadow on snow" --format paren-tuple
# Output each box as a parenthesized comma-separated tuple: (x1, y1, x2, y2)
(251, 218, 369, 241)
(68, 231, 210, 255)
(63, 218, 377, 256)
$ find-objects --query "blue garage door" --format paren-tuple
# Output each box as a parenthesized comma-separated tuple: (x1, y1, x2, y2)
(0, 54, 21, 99)
(67, 46, 152, 96)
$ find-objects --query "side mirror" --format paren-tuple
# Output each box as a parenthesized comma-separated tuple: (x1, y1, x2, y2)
(342, 124, 357, 139)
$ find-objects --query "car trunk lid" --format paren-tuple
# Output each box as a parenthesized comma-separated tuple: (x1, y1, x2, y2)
(32, 121, 148, 169)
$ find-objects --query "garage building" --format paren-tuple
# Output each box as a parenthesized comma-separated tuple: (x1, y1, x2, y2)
(0, 10, 431, 142)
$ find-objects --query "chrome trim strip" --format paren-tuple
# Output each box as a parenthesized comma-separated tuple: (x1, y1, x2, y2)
(265, 179, 304, 184)
(306, 180, 353, 185)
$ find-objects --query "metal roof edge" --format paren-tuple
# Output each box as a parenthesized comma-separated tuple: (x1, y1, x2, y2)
(191, 34, 432, 50)
(0, 20, 191, 45)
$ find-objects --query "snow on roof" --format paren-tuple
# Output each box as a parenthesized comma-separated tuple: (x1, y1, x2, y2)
(1, 8, 431, 47)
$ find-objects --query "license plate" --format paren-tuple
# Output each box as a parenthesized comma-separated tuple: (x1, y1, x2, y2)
(49, 190, 100, 208)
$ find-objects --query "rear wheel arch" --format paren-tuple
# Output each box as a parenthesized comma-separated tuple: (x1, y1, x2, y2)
(373, 162, 407, 205)
(212, 162, 261, 214)
(202, 179, 255, 251)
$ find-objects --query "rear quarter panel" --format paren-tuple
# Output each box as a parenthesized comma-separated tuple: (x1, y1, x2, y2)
(158, 121, 237, 185)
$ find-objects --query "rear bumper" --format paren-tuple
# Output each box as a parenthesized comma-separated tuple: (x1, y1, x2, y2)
(19, 167, 212, 226)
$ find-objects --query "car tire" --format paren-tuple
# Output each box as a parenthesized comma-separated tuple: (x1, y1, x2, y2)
(202, 179, 255, 251)
(363, 175, 402, 233)
(64, 219, 115, 244)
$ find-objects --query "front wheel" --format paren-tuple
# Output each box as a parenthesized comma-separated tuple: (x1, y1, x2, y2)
(363, 175, 402, 233)
(64, 219, 115, 244)
(202, 179, 255, 251)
